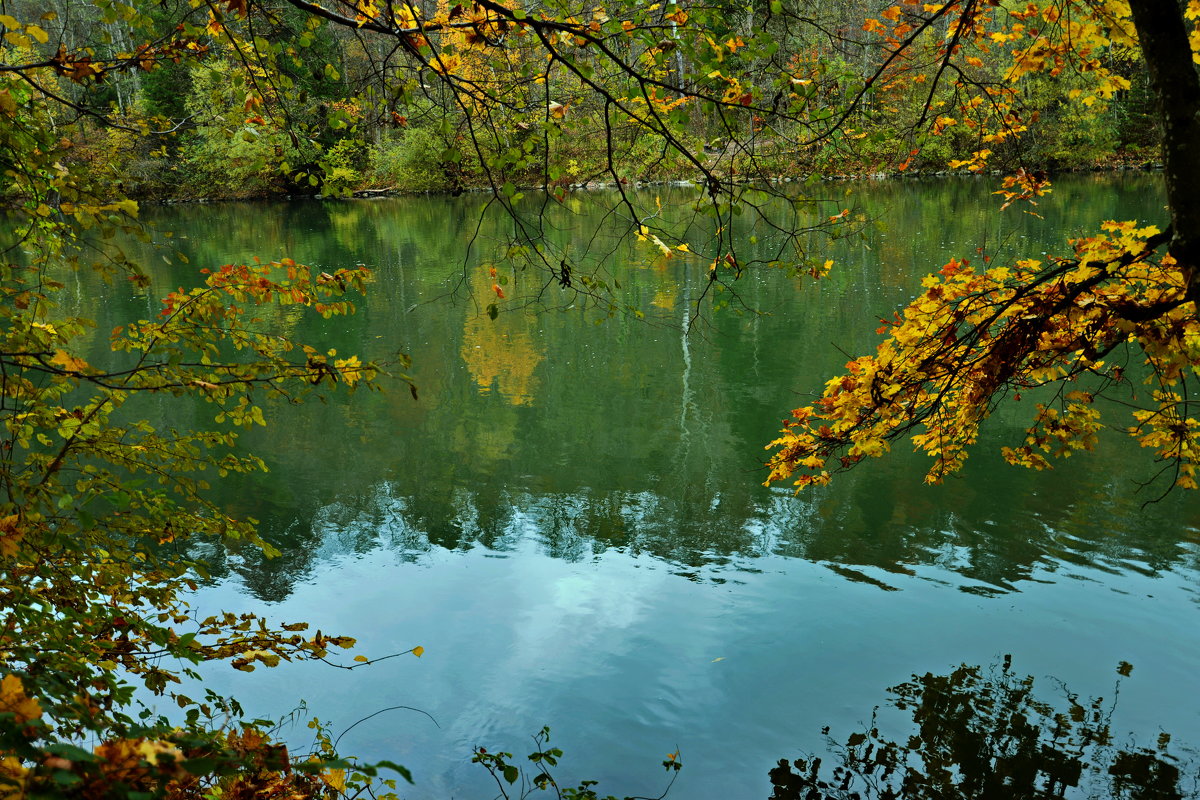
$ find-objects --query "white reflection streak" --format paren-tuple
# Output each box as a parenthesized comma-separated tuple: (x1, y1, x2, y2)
(680, 294, 692, 435)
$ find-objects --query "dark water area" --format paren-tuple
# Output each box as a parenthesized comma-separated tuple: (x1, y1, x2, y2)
(96, 173, 1197, 797)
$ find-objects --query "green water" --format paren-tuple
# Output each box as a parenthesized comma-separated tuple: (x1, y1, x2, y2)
(117, 173, 1196, 797)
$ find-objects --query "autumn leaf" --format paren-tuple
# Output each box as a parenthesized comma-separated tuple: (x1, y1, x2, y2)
(322, 768, 346, 792)
(0, 675, 42, 724)
(50, 349, 89, 373)
(0, 516, 20, 558)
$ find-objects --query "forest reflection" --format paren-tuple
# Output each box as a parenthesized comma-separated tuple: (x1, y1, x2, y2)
(769, 657, 1198, 800)
(208, 476, 1200, 603)
(109, 174, 1197, 602)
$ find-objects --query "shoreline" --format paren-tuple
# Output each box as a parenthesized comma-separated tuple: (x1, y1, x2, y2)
(143, 159, 1166, 206)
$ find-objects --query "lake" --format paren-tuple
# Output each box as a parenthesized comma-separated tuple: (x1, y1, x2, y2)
(112, 173, 1198, 798)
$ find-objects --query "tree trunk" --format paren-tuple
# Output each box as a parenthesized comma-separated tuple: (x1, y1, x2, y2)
(1127, 0, 1200, 300)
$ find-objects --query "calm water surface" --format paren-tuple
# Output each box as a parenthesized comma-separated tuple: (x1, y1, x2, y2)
(115, 174, 1198, 797)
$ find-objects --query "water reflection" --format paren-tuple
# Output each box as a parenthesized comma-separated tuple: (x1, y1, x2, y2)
(769, 657, 1199, 800)
(101, 173, 1198, 604)
(460, 289, 545, 407)
(214, 468, 1199, 604)
(26, 171, 1198, 800)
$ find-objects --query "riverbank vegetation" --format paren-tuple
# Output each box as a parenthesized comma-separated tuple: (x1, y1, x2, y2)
(2, 0, 1165, 202)
(3, 0, 1200, 797)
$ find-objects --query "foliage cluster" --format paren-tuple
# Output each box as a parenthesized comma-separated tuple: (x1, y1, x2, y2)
(1, 0, 1165, 203)
(766, 218, 1200, 494)
(0, 12, 420, 794)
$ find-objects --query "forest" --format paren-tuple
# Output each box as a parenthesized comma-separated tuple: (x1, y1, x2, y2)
(2, 0, 1200, 798)
(0, 0, 1166, 202)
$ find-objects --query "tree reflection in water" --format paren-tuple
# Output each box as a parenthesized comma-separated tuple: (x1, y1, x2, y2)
(769, 657, 1197, 800)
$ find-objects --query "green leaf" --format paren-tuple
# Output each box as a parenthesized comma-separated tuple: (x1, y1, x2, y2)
(375, 760, 414, 784)
(46, 743, 97, 762)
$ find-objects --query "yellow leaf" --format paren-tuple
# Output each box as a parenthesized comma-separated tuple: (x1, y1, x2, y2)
(353, 655, 369, 663)
(0, 15, 18, 29)
(50, 349, 88, 373)
(136, 740, 182, 766)
(0, 756, 27, 797)
(412, 645, 425, 658)
(711, 657, 725, 662)
(0, 675, 41, 723)
(0, 522, 21, 558)
(323, 768, 346, 791)
(25, 24, 47, 44)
